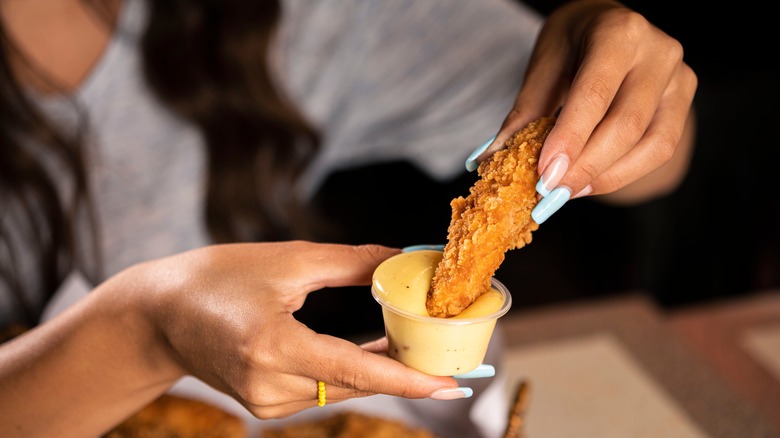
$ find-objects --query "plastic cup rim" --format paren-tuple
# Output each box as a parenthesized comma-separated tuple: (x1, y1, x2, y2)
(371, 277, 512, 325)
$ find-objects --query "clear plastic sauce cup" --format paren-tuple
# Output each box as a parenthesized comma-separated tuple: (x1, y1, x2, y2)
(371, 250, 512, 376)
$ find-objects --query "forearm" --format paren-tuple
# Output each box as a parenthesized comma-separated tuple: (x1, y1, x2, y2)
(597, 106, 697, 205)
(0, 268, 183, 438)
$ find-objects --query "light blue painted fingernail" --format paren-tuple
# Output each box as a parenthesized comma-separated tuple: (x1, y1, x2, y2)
(402, 244, 445, 252)
(532, 187, 570, 224)
(536, 178, 551, 197)
(453, 364, 495, 379)
(536, 155, 570, 197)
(465, 136, 496, 172)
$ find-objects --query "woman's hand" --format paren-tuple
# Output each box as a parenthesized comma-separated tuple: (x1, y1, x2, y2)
(0, 241, 464, 438)
(143, 241, 461, 419)
(468, 0, 698, 222)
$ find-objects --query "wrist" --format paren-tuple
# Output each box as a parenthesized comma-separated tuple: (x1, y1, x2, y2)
(111, 262, 188, 384)
(0, 264, 187, 437)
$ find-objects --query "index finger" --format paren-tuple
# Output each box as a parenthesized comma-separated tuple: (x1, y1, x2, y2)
(305, 333, 458, 399)
(539, 36, 634, 174)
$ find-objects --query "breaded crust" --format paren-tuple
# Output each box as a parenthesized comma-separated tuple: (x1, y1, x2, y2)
(427, 116, 556, 317)
(106, 394, 246, 438)
(261, 411, 438, 438)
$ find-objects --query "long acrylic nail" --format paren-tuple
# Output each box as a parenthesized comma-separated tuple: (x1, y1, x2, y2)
(532, 187, 571, 224)
(536, 155, 569, 197)
(429, 387, 474, 400)
(402, 244, 445, 252)
(465, 136, 496, 172)
(453, 364, 495, 379)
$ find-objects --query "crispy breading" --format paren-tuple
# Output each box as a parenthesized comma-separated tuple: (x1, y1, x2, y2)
(106, 394, 246, 438)
(261, 411, 438, 438)
(427, 117, 555, 317)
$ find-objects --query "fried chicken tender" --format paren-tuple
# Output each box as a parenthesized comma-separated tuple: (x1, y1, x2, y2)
(261, 411, 438, 438)
(427, 116, 556, 317)
(106, 394, 246, 438)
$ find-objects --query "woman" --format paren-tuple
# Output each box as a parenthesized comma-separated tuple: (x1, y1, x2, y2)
(0, 0, 696, 436)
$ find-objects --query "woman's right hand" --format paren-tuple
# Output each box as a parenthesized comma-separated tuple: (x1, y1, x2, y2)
(139, 241, 463, 419)
(0, 241, 464, 438)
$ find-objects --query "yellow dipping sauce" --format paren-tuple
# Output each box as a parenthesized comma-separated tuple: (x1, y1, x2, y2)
(372, 250, 504, 319)
(371, 250, 510, 376)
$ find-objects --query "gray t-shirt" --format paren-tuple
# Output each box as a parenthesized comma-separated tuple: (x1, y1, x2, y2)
(1, 0, 541, 327)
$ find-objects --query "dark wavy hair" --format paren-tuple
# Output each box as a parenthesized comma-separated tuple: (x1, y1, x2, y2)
(0, 0, 320, 326)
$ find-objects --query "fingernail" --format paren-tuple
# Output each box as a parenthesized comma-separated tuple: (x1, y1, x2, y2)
(453, 364, 495, 379)
(402, 244, 445, 252)
(572, 184, 593, 199)
(532, 187, 571, 224)
(429, 387, 473, 400)
(536, 155, 569, 197)
(465, 136, 496, 172)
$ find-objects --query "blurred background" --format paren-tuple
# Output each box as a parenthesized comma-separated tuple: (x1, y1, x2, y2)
(299, 0, 779, 338)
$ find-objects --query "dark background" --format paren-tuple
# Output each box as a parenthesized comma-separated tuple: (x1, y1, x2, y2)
(301, 1, 780, 339)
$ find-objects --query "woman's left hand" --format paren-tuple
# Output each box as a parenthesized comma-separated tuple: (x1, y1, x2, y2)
(469, 0, 698, 222)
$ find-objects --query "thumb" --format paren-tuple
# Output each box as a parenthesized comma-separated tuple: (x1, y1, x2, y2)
(292, 242, 401, 291)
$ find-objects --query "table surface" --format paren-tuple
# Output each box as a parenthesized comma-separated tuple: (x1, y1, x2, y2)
(499, 290, 780, 438)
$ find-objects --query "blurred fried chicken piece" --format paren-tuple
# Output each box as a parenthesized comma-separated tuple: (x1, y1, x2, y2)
(261, 411, 438, 438)
(427, 116, 556, 317)
(106, 394, 246, 438)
